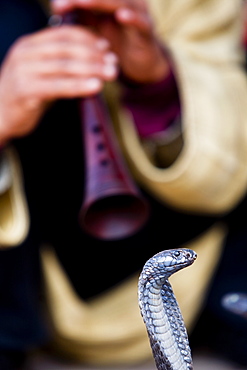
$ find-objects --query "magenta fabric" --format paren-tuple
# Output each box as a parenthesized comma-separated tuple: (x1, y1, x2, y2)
(121, 69, 181, 138)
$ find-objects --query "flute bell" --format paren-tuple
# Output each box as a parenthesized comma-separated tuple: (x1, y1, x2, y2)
(79, 96, 149, 240)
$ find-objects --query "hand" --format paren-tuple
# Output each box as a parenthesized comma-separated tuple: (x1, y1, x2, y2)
(52, 0, 170, 83)
(0, 25, 118, 144)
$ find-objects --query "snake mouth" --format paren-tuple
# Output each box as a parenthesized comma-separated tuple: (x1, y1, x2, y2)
(180, 260, 194, 268)
(179, 251, 197, 268)
(191, 252, 197, 262)
(186, 250, 197, 261)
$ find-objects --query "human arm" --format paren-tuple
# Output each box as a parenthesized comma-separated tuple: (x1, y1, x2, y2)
(120, 69, 182, 168)
(0, 24, 118, 145)
(0, 10, 120, 246)
(108, 0, 247, 214)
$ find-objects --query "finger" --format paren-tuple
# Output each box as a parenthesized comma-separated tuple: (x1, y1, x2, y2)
(27, 58, 118, 81)
(19, 41, 116, 66)
(115, 7, 152, 33)
(51, 0, 151, 34)
(51, 0, 129, 14)
(51, 0, 148, 16)
(33, 77, 104, 99)
(18, 25, 110, 52)
(7, 26, 115, 73)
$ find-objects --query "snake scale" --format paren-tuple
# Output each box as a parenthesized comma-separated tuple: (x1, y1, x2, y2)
(138, 248, 197, 370)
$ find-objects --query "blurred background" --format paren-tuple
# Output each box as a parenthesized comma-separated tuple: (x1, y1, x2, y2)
(25, 350, 247, 370)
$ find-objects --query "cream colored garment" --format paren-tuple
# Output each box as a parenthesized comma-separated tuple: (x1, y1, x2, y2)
(107, 0, 247, 214)
(0, 148, 29, 247)
(41, 224, 225, 365)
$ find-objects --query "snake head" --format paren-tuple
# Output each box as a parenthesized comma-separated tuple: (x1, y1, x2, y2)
(141, 248, 197, 281)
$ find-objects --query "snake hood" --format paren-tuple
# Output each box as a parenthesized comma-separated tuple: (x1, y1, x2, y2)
(138, 249, 197, 370)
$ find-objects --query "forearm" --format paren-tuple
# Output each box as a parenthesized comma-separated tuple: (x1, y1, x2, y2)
(115, 0, 247, 214)
(120, 66, 182, 168)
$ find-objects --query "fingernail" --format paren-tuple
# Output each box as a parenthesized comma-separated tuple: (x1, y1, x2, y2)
(86, 78, 102, 89)
(96, 39, 110, 50)
(117, 8, 135, 21)
(103, 65, 117, 77)
(104, 52, 118, 64)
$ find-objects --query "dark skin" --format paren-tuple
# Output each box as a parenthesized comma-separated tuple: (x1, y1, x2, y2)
(0, 0, 169, 145)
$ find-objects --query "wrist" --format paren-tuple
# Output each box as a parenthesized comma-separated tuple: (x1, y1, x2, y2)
(120, 41, 170, 84)
(146, 42, 171, 83)
(120, 67, 181, 138)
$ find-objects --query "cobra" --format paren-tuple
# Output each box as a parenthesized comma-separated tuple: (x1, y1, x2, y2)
(138, 248, 197, 370)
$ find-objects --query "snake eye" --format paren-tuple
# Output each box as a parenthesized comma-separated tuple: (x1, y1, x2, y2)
(173, 251, 181, 258)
